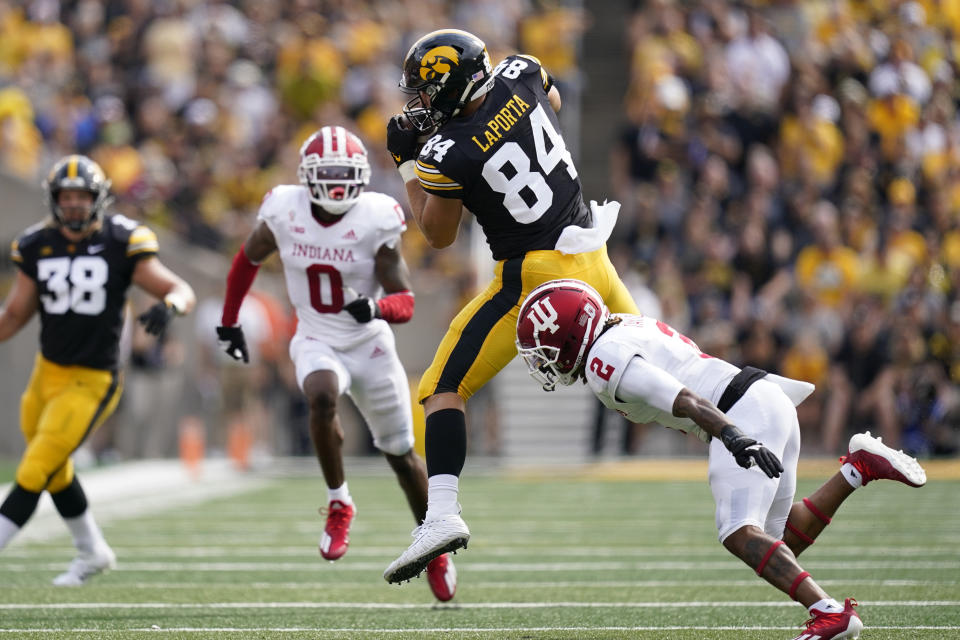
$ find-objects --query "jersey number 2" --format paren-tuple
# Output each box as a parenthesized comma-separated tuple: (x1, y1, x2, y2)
(589, 357, 615, 381)
(481, 104, 577, 224)
(37, 256, 108, 315)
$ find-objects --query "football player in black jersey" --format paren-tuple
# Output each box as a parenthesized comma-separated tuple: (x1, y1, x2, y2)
(0, 155, 195, 585)
(383, 29, 640, 583)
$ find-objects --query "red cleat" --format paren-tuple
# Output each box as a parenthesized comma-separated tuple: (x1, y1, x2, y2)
(319, 500, 355, 561)
(426, 553, 457, 602)
(792, 598, 863, 640)
(840, 431, 927, 487)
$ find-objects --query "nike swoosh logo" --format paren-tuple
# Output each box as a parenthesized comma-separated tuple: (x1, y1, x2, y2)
(88, 244, 105, 254)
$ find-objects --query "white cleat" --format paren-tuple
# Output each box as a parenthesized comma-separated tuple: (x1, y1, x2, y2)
(383, 514, 470, 584)
(842, 431, 927, 488)
(53, 546, 116, 586)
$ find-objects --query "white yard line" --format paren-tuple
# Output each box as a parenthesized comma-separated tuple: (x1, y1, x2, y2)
(35, 579, 953, 589)
(5, 560, 958, 571)
(1, 600, 958, 610)
(5, 545, 955, 558)
(0, 626, 958, 633)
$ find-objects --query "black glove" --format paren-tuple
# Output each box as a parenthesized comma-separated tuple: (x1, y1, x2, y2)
(386, 114, 422, 167)
(216, 325, 249, 363)
(138, 302, 175, 336)
(720, 424, 784, 479)
(343, 295, 381, 324)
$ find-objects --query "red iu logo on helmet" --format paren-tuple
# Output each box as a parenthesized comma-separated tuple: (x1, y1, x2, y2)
(526, 297, 560, 336)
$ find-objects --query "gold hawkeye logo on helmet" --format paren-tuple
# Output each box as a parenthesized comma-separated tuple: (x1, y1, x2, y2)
(419, 45, 459, 81)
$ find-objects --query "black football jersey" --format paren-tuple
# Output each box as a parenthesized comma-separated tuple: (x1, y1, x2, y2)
(414, 54, 591, 260)
(11, 215, 159, 370)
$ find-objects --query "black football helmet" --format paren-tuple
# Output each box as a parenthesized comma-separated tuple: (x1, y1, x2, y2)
(42, 155, 113, 232)
(400, 29, 494, 133)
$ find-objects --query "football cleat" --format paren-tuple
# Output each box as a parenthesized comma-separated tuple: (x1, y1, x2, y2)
(383, 514, 470, 583)
(52, 545, 116, 586)
(426, 553, 457, 602)
(319, 500, 355, 561)
(792, 597, 863, 640)
(840, 431, 927, 487)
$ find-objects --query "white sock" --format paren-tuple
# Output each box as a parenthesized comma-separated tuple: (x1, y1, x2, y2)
(808, 598, 843, 614)
(327, 483, 352, 506)
(425, 474, 460, 520)
(63, 510, 109, 554)
(841, 462, 863, 489)
(0, 514, 20, 550)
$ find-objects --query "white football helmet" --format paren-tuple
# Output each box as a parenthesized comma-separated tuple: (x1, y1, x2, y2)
(515, 279, 608, 391)
(297, 126, 371, 215)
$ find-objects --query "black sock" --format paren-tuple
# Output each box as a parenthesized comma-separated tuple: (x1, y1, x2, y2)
(0, 484, 42, 527)
(425, 408, 467, 477)
(51, 476, 89, 519)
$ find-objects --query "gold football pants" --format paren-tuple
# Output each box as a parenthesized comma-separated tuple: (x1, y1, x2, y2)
(17, 354, 121, 493)
(418, 245, 639, 403)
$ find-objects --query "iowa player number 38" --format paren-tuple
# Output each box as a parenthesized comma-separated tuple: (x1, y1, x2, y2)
(37, 256, 108, 315)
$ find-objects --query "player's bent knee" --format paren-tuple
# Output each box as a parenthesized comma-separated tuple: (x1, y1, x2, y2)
(17, 438, 76, 492)
(306, 389, 338, 416)
(718, 519, 766, 545)
(376, 432, 416, 457)
(45, 465, 76, 495)
(423, 392, 465, 414)
(16, 463, 57, 494)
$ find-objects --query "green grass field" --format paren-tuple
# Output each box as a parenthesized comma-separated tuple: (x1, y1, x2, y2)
(0, 460, 17, 485)
(1, 465, 958, 639)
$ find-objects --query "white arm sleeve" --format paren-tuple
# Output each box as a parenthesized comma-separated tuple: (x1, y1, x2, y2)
(612, 356, 686, 416)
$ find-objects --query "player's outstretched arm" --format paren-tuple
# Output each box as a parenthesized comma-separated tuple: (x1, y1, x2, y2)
(0, 270, 38, 342)
(672, 388, 783, 478)
(133, 256, 197, 335)
(216, 221, 277, 361)
(671, 388, 730, 439)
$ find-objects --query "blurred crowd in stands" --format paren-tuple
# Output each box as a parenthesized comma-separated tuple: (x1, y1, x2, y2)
(610, 0, 960, 456)
(1, 0, 958, 458)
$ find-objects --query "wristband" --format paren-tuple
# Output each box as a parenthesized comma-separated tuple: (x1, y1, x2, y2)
(719, 424, 745, 447)
(398, 160, 417, 183)
(164, 291, 188, 315)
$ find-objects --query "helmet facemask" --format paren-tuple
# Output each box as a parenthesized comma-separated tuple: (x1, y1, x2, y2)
(399, 29, 495, 134)
(43, 155, 113, 233)
(297, 127, 371, 215)
(400, 82, 445, 134)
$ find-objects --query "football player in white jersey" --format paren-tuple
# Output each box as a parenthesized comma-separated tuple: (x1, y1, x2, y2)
(215, 126, 456, 601)
(516, 280, 928, 640)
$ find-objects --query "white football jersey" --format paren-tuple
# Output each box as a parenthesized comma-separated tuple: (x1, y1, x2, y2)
(584, 314, 741, 437)
(258, 185, 407, 348)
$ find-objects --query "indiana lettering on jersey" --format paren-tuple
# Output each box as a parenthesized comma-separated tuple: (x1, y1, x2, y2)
(472, 93, 531, 153)
(290, 243, 356, 262)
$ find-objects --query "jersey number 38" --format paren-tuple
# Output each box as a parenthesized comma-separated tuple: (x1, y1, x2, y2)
(37, 256, 109, 316)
